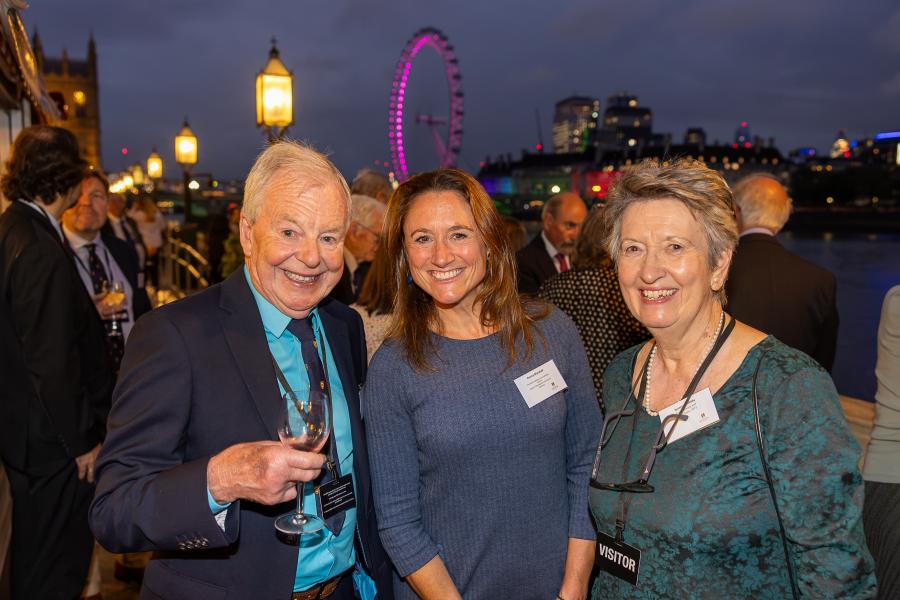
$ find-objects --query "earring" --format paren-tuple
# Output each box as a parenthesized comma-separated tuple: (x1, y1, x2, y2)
(406, 272, 413, 285)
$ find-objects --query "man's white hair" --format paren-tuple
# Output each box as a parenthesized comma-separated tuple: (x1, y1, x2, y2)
(731, 173, 792, 233)
(350, 194, 385, 229)
(242, 140, 351, 225)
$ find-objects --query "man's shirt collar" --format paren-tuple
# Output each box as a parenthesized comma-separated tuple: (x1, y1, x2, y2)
(62, 223, 101, 250)
(244, 265, 319, 338)
(540, 230, 560, 259)
(740, 227, 776, 238)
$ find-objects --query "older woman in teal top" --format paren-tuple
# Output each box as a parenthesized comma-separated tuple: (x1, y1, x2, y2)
(588, 158, 876, 598)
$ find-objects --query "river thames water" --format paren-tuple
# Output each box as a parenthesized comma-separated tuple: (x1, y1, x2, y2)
(781, 233, 900, 401)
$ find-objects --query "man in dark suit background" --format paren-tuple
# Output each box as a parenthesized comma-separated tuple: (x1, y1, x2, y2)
(516, 192, 587, 295)
(726, 173, 839, 371)
(62, 171, 152, 344)
(0, 126, 114, 599)
(90, 141, 392, 599)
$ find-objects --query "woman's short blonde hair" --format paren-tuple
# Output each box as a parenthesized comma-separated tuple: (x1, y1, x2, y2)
(602, 158, 739, 303)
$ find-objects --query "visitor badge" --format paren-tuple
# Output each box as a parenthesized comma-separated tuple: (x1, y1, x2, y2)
(514, 360, 568, 407)
(657, 387, 720, 443)
(596, 531, 640, 586)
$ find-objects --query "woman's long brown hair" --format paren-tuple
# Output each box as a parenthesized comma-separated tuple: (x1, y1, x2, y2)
(383, 168, 548, 372)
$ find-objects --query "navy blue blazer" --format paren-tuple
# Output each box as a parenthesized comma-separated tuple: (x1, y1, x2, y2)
(90, 270, 393, 599)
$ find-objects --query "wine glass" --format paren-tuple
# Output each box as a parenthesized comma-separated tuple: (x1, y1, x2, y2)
(100, 280, 127, 319)
(274, 389, 331, 535)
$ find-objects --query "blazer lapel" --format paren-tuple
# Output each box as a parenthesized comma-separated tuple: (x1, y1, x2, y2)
(218, 271, 281, 439)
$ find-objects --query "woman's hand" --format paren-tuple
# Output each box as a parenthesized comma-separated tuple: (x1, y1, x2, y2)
(558, 538, 594, 600)
(405, 555, 463, 600)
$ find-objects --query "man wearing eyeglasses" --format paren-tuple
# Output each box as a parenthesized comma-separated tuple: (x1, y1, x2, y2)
(329, 194, 385, 305)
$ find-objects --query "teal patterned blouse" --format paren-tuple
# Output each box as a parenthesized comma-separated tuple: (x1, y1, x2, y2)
(589, 336, 877, 599)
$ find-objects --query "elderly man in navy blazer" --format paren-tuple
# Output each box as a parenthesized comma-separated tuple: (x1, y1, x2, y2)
(90, 141, 393, 600)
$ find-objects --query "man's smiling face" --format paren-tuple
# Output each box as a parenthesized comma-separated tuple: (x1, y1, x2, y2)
(240, 170, 349, 318)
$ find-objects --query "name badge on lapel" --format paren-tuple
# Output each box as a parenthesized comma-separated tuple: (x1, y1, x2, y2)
(596, 531, 641, 586)
(657, 387, 720, 444)
(513, 360, 568, 408)
(319, 474, 356, 520)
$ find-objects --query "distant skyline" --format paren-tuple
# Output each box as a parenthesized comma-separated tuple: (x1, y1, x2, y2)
(23, 1, 900, 180)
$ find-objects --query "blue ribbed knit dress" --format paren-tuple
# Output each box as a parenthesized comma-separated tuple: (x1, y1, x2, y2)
(363, 309, 601, 599)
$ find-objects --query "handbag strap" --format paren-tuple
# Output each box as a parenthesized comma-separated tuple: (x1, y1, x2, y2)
(751, 348, 800, 599)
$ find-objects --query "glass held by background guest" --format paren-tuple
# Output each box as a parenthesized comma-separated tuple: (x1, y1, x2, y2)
(863, 284, 900, 600)
(587, 158, 876, 599)
(363, 168, 601, 600)
(538, 205, 649, 414)
(351, 241, 395, 363)
(515, 191, 587, 295)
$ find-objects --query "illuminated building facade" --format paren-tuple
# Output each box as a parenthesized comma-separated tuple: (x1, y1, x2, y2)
(552, 96, 599, 154)
(602, 92, 652, 148)
(32, 32, 102, 169)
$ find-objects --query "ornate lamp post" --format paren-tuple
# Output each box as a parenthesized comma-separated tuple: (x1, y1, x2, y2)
(256, 38, 293, 141)
(174, 119, 198, 222)
(147, 148, 162, 202)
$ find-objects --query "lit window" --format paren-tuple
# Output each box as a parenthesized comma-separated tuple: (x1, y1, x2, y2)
(73, 90, 86, 105)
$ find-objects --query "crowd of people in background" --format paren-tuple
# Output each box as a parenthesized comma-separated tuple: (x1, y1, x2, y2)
(0, 125, 896, 599)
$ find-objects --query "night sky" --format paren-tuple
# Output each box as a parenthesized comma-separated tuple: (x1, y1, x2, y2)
(23, 1, 900, 181)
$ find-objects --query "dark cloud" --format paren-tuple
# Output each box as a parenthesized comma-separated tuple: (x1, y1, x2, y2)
(20, 0, 900, 179)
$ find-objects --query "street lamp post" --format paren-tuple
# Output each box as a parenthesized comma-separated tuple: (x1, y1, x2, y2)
(174, 119, 198, 222)
(256, 38, 293, 141)
(147, 148, 162, 202)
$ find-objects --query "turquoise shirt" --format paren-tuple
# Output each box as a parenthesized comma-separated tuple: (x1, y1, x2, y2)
(210, 268, 358, 592)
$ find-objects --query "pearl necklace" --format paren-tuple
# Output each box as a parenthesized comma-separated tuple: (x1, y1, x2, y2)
(642, 311, 725, 416)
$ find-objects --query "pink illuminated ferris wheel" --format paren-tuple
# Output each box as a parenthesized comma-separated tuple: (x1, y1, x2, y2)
(388, 27, 464, 182)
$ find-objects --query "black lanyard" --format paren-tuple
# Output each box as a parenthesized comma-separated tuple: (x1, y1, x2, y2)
(268, 323, 339, 478)
(614, 316, 736, 543)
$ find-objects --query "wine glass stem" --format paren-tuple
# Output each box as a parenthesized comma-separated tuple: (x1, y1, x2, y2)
(296, 481, 305, 520)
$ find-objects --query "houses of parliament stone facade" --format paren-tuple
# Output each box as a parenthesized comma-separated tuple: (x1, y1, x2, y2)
(32, 31, 102, 169)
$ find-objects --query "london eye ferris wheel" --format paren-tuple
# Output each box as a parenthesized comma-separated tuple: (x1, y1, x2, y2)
(388, 27, 464, 182)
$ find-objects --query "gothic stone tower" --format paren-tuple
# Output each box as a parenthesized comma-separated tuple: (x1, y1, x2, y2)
(32, 31, 102, 169)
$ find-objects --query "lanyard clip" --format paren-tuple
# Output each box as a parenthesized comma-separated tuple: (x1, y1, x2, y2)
(326, 459, 338, 479)
(615, 519, 625, 544)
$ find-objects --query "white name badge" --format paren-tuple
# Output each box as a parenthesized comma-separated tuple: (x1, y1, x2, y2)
(657, 387, 720, 443)
(514, 360, 568, 408)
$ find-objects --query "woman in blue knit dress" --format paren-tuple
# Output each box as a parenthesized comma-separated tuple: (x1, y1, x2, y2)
(363, 168, 601, 600)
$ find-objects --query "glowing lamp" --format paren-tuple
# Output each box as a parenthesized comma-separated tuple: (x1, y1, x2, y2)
(175, 120, 198, 168)
(131, 164, 145, 186)
(256, 40, 293, 129)
(146, 149, 163, 180)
